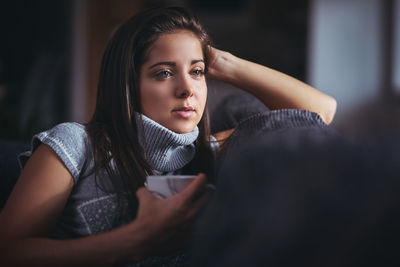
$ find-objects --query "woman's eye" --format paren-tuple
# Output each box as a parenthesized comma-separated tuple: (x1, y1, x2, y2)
(154, 70, 172, 79)
(193, 69, 204, 77)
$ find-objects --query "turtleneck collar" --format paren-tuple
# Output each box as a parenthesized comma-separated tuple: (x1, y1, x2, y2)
(135, 113, 199, 172)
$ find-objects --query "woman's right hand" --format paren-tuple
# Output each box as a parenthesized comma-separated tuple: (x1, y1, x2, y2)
(132, 173, 209, 257)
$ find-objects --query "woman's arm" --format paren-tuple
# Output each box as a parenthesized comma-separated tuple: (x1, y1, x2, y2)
(0, 144, 208, 266)
(207, 47, 337, 125)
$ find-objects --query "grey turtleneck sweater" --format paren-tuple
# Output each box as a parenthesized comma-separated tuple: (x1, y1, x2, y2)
(135, 113, 199, 173)
(18, 116, 212, 239)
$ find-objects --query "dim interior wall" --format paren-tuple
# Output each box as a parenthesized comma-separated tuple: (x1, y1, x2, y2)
(69, 0, 142, 123)
(307, 0, 383, 124)
(70, 0, 87, 124)
(393, 0, 400, 93)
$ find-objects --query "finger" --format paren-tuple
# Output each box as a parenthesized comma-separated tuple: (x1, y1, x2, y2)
(206, 45, 213, 54)
(178, 173, 207, 202)
(206, 46, 217, 65)
(208, 45, 219, 53)
(136, 186, 154, 202)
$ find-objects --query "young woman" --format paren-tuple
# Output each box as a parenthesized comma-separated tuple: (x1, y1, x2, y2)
(0, 7, 336, 266)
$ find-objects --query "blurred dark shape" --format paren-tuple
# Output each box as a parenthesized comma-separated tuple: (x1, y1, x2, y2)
(144, 0, 246, 11)
(188, 0, 246, 11)
(210, 91, 268, 134)
(0, 140, 29, 210)
(19, 51, 66, 136)
(190, 110, 400, 267)
(0, 1, 71, 140)
(337, 97, 400, 137)
(192, 0, 308, 81)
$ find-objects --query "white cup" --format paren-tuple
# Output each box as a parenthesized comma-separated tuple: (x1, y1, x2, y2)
(146, 175, 197, 198)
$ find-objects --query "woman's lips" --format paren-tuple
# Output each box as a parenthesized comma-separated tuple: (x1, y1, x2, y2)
(172, 107, 195, 118)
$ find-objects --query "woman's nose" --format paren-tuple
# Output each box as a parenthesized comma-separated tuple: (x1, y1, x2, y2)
(175, 75, 194, 98)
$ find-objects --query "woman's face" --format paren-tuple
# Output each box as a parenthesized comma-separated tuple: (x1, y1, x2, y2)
(139, 30, 207, 134)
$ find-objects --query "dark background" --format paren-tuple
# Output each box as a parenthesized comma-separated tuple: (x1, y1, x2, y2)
(0, 0, 309, 141)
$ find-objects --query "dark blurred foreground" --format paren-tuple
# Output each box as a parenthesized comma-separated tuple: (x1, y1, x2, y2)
(190, 104, 400, 267)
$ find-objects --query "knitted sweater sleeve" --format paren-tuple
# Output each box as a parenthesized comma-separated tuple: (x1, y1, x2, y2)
(18, 122, 89, 184)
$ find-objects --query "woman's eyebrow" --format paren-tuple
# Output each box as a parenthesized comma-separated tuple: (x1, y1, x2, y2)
(148, 59, 204, 69)
(192, 59, 204, 65)
(149, 61, 175, 69)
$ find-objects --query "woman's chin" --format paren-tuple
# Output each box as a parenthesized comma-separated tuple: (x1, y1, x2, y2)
(168, 123, 197, 134)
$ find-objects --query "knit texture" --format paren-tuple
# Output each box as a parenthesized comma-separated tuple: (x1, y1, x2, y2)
(226, 109, 326, 149)
(135, 113, 199, 172)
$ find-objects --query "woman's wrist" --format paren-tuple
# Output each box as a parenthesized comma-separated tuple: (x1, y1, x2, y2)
(208, 49, 241, 84)
(209, 50, 256, 92)
(219, 52, 241, 84)
(122, 220, 155, 261)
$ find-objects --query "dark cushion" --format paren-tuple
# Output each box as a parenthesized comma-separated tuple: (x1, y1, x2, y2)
(210, 92, 268, 134)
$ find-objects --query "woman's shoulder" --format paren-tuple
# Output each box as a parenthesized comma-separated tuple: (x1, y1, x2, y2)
(19, 122, 91, 182)
(31, 122, 89, 155)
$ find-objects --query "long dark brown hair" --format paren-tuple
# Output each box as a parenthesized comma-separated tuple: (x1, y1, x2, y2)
(86, 7, 214, 204)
